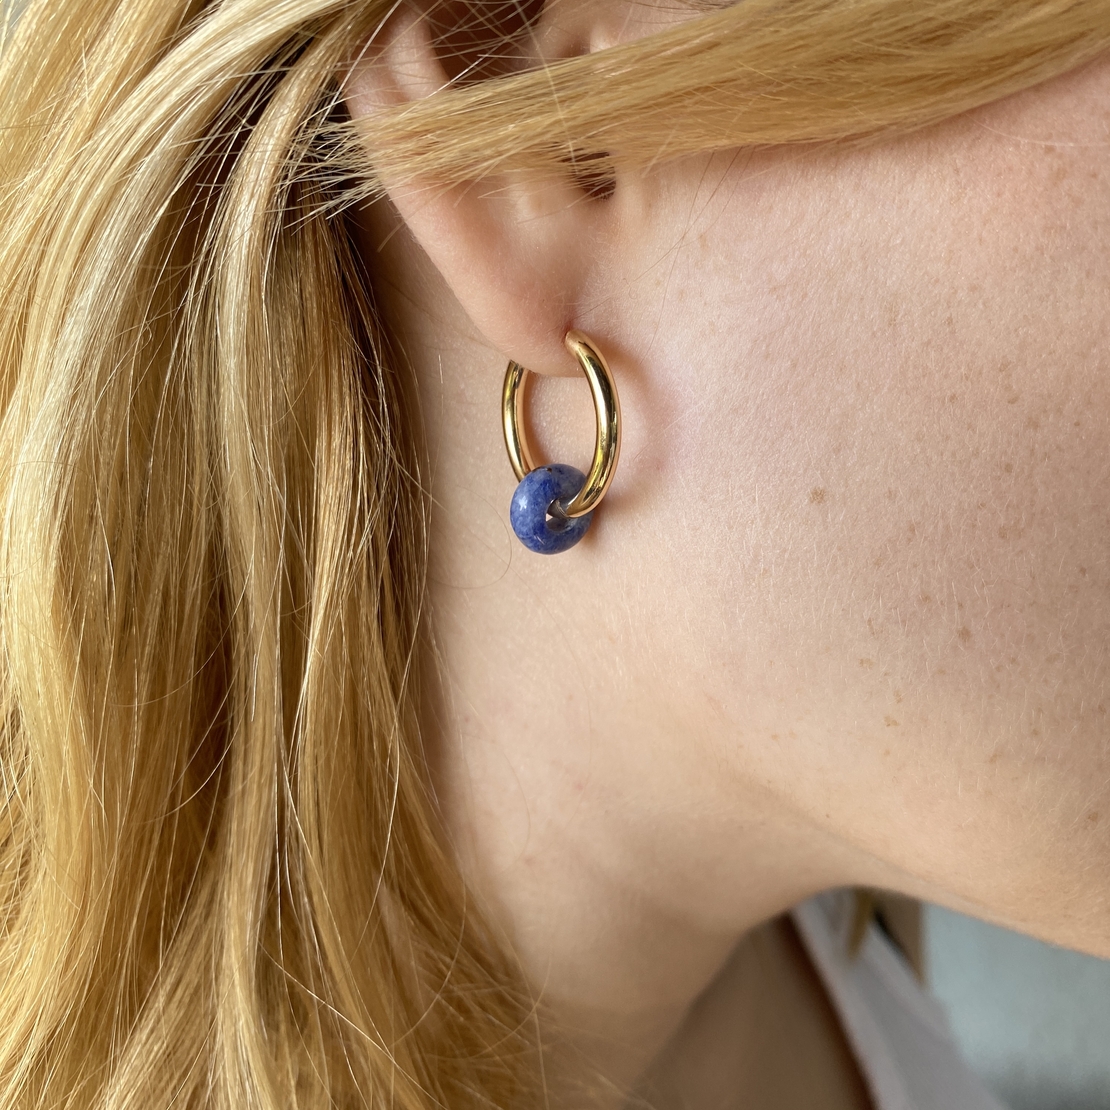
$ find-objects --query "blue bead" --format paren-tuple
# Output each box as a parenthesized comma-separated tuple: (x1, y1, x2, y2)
(509, 464, 593, 554)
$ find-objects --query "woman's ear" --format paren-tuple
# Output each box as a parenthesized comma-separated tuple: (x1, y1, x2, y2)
(343, 2, 628, 376)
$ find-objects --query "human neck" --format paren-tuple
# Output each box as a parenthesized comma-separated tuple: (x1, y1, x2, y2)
(378, 286, 885, 1105)
(354, 187, 904, 1103)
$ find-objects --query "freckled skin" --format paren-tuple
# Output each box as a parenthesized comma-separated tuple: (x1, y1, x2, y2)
(594, 55, 1110, 952)
(354, 37, 1110, 1109)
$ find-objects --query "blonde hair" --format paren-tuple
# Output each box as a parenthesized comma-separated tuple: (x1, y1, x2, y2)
(0, 1, 1105, 1106)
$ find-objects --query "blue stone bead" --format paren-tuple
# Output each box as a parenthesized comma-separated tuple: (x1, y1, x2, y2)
(509, 464, 593, 555)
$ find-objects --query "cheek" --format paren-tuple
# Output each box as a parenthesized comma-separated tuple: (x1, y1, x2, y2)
(612, 67, 1110, 947)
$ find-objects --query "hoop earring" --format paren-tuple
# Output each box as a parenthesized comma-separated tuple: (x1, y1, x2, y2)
(502, 330, 621, 555)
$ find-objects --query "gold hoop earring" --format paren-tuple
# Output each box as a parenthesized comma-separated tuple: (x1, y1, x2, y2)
(502, 330, 621, 554)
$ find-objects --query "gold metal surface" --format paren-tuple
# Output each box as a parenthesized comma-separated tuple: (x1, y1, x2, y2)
(501, 330, 621, 519)
(502, 360, 534, 482)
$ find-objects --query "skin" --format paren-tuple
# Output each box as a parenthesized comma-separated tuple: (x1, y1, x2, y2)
(347, 5, 1110, 1106)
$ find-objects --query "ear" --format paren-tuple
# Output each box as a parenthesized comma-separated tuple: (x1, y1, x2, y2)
(343, 1, 635, 376)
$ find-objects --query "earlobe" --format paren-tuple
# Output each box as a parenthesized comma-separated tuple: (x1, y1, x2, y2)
(343, 3, 617, 376)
